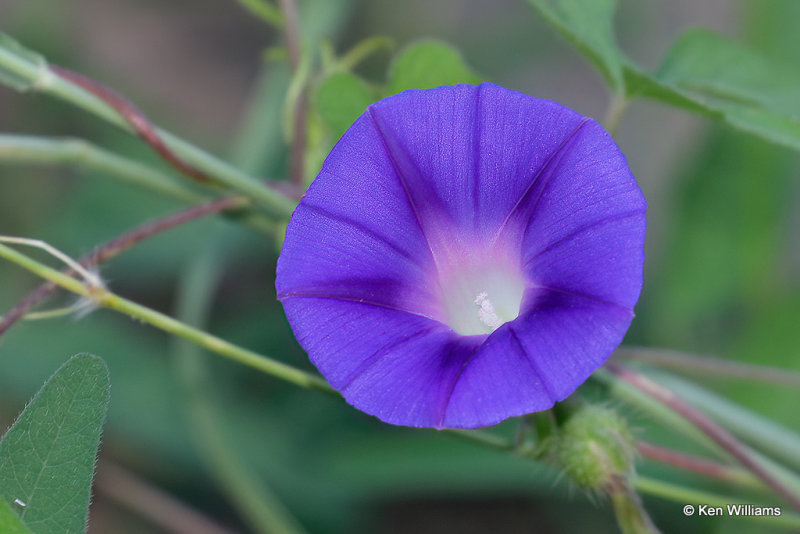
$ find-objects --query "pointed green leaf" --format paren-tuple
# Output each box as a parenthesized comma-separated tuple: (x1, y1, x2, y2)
(387, 39, 481, 94)
(0, 501, 33, 534)
(623, 30, 800, 151)
(0, 353, 111, 534)
(314, 72, 377, 139)
(527, 0, 625, 92)
(658, 29, 800, 117)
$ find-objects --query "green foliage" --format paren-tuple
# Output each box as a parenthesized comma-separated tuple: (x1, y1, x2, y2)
(309, 37, 480, 178)
(0, 501, 33, 534)
(627, 46, 800, 149)
(658, 29, 800, 117)
(2, 2, 800, 532)
(315, 72, 376, 139)
(527, 0, 625, 92)
(528, 2, 800, 150)
(654, 29, 800, 150)
(0, 353, 110, 534)
(387, 39, 481, 94)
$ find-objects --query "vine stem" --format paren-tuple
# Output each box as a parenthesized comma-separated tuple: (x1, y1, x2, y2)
(0, 134, 201, 204)
(604, 361, 800, 511)
(0, 39, 297, 218)
(615, 346, 800, 388)
(3, 239, 799, 526)
(637, 441, 762, 489)
(50, 65, 211, 184)
(603, 91, 628, 136)
(0, 197, 252, 336)
(278, 0, 308, 187)
(0, 241, 333, 395)
(0, 134, 275, 235)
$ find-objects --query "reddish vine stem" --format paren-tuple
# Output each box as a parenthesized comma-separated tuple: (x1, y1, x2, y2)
(637, 441, 756, 485)
(615, 346, 800, 388)
(0, 196, 246, 336)
(278, 0, 308, 188)
(605, 362, 800, 511)
(50, 65, 212, 184)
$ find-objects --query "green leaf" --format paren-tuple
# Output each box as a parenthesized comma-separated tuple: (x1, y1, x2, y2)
(387, 39, 481, 94)
(623, 30, 800, 150)
(314, 72, 377, 139)
(622, 64, 715, 116)
(527, 0, 625, 92)
(0, 32, 49, 92)
(0, 501, 33, 534)
(658, 29, 800, 117)
(237, 0, 284, 27)
(0, 353, 111, 534)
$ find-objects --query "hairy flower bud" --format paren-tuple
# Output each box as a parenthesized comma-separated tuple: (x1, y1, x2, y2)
(553, 405, 636, 490)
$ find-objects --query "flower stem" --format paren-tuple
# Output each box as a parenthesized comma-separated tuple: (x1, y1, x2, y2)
(0, 242, 334, 395)
(603, 91, 628, 136)
(0, 35, 297, 218)
(594, 368, 726, 460)
(0, 197, 258, 336)
(615, 346, 800, 389)
(279, 0, 309, 188)
(0, 134, 198, 202)
(637, 441, 763, 490)
(608, 476, 661, 534)
(604, 362, 800, 511)
(644, 369, 800, 473)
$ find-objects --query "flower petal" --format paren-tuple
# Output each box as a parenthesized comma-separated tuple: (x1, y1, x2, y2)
(524, 211, 646, 309)
(367, 83, 587, 245)
(277, 111, 442, 319)
(281, 297, 483, 427)
(442, 287, 633, 428)
(515, 120, 647, 308)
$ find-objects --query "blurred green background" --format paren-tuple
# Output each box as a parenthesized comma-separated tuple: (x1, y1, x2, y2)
(0, 0, 798, 532)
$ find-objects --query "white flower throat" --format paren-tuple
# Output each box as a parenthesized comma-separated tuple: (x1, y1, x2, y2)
(437, 246, 526, 336)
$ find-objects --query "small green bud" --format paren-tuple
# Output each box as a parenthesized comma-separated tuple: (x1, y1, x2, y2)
(553, 405, 635, 490)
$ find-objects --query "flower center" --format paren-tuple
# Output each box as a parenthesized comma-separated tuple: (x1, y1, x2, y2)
(438, 252, 526, 336)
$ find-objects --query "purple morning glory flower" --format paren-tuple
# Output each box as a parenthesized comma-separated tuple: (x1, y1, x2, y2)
(277, 82, 646, 429)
